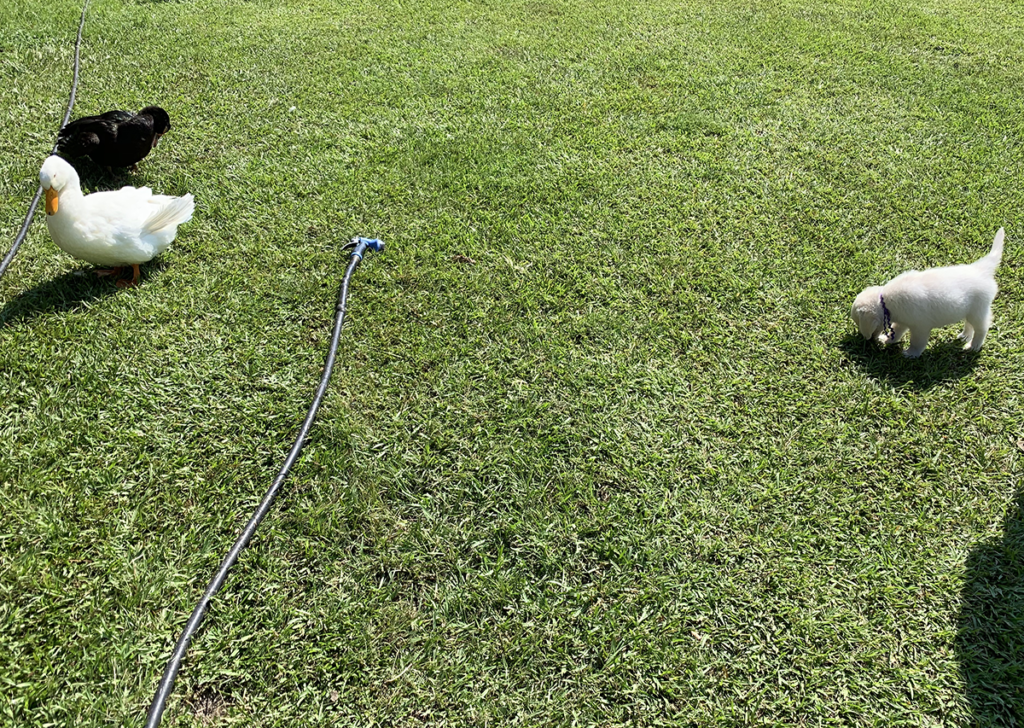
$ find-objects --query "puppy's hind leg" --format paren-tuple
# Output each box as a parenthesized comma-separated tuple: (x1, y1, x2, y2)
(903, 328, 931, 358)
(963, 303, 993, 352)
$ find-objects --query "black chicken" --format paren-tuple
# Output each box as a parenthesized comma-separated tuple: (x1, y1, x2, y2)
(56, 106, 172, 171)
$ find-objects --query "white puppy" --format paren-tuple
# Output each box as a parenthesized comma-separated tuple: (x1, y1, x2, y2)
(850, 228, 1005, 357)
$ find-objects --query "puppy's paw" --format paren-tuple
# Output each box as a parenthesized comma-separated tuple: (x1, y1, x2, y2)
(903, 348, 924, 358)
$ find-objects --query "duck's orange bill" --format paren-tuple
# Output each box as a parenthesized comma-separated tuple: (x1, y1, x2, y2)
(45, 188, 58, 216)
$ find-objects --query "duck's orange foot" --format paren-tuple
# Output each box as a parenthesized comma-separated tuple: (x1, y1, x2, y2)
(115, 264, 142, 289)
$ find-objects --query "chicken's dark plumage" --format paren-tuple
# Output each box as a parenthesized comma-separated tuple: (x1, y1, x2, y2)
(57, 106, 172, 170)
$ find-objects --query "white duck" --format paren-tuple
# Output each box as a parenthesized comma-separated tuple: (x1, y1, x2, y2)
(39, 155, 194, 287)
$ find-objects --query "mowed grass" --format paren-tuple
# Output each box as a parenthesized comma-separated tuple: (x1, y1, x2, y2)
(1, 0, 1023, 725)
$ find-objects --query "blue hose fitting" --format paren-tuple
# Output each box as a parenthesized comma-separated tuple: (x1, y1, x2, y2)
(350, 237, 384, 260)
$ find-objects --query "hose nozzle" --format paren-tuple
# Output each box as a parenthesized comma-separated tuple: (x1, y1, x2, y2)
(350, 237, 384, 260)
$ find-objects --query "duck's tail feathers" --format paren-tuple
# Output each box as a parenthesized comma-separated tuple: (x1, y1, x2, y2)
(56, 119, 83, 140)
(973, 227, 1005, 276)
(56, 130, 100, 156)
(143, 194, 195, 235)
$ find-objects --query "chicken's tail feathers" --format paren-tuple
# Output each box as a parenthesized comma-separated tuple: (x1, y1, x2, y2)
(974, 227, 1005, 276)
(143, 194, 194, 235)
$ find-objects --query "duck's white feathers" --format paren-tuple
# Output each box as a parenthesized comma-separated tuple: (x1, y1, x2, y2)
(40, 155, 193, 267)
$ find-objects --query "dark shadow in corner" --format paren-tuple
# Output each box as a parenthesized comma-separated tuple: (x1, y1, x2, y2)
(0, 261, 167, 326)
(837, 332, 982, 390)
(957, 488, 1024, 725)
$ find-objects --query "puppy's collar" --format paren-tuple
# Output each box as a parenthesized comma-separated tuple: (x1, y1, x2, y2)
(880, 294, 894, 338)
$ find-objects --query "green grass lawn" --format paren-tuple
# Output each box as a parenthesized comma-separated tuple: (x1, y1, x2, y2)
(1, 0, 1022, 725)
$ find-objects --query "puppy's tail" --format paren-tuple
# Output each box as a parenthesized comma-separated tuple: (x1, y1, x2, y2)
(973, 227, 1005, 276)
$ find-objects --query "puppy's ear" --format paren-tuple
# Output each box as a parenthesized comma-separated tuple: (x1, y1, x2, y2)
(851, 287, 883, 340)
(858, 312, 882, 340)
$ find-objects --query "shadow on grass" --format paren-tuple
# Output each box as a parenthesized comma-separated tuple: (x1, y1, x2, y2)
(67, 156, 140, 192)
(49, 151, 165, 193)
(838, 333, 982, 389)
(0, 262, 166, 325)
(957, 489, 1024, 724)
(0, 271, 119, 325)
